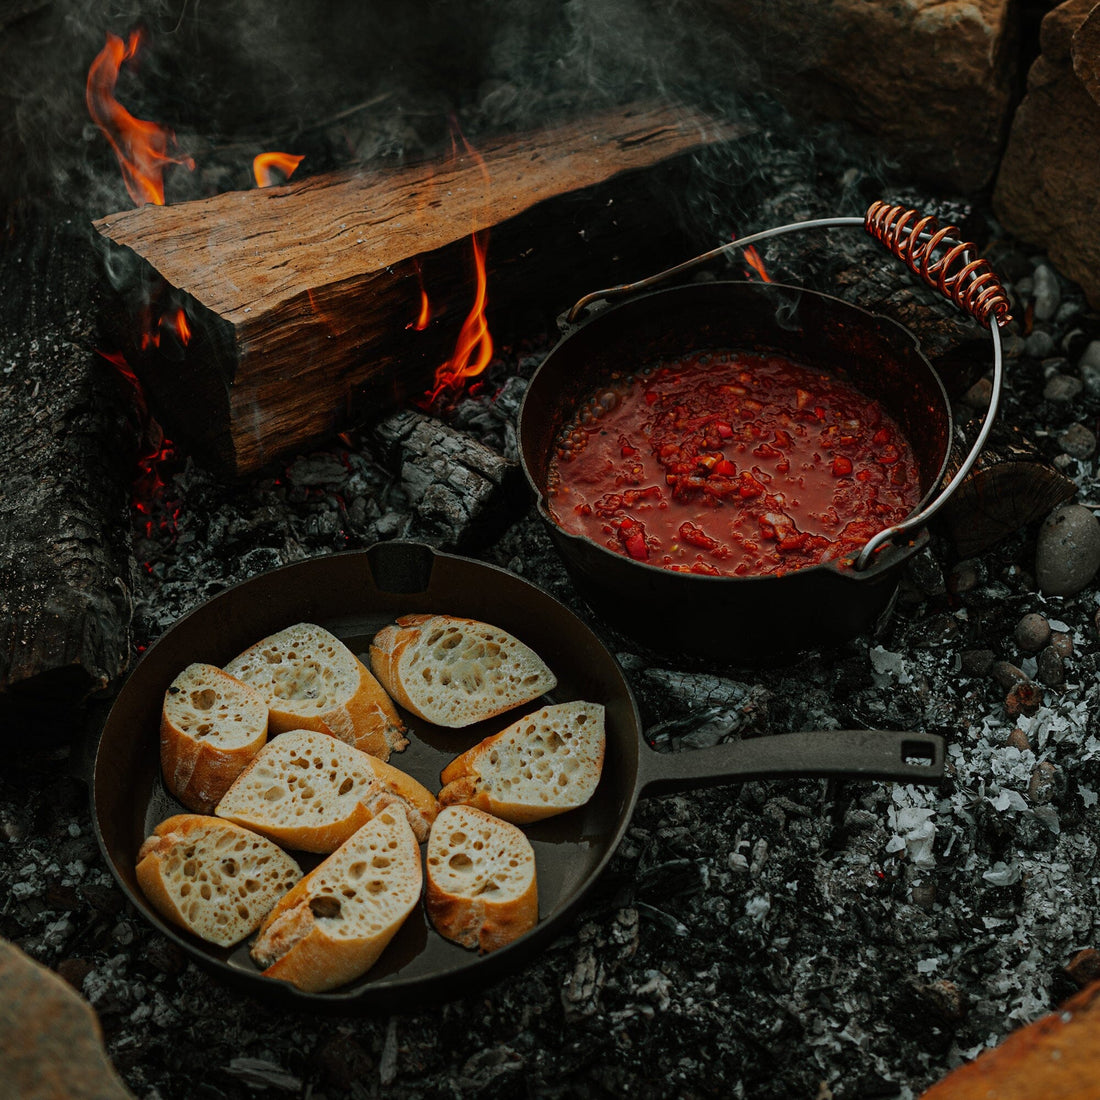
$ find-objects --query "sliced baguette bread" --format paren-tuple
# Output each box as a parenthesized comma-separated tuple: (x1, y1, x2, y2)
(135, 814, 301, 947)
(225, 623, 408, 761)
(369, 614, 557, 727)
(438, 701, 606, 824)
(160, 663, 269, 813)
(215, 728, 438, 851)
(425, 805, 538, 953)
(250, 808, 422, 993)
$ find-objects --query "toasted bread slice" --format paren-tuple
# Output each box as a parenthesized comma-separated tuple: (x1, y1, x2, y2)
(251, 809, 422, 993)
(136, 814, 301, 947)
(438, 701, 605, 824)
(160, 663, 269, 813)
(215, 728, 438, 851)
(225, 623, 408, 761)
(369, 614, 557, 728)
(425, 805, 538, 953)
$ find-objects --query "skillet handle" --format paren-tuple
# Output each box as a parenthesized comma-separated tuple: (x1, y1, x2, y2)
(635, 729, 944, 799)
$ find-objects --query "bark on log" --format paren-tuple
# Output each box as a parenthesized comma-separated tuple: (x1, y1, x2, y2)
(937, 422, 1077, 558)
(92, 103, 746, 476)
(0, 207, 138, 740)
(371, 410, 525, 551)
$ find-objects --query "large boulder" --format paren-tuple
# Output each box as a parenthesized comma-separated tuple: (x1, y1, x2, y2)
(0, 940, 134, 1099)
(694, 0, 1019, 192)
(994, 1, 1100, 307)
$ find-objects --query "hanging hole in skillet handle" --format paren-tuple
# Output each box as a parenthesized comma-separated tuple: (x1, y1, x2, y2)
(365, 540, 436, 595)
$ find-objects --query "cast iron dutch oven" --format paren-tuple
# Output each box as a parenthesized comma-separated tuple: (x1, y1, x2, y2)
(93, 541, 944, 1008)
(518, 205, 1010, 664)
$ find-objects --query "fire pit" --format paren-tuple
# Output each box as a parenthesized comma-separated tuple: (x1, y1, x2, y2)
(3, 4, 1100, 1099)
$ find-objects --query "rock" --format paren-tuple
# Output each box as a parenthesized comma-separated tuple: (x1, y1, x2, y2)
(0, 939, 133, 1099)
(703, 0, 1017, 192)
(1029, 760, 1060, 804)
(991, 660, 1029, 690)
(994, 2, 1100, 308)
(1032, 264, 1062, 321)
(1043, 373, 1084, 402)
(1006, 727, 1031, 751)
(1006, 681, 1044, 717)
(1036, 503, 1100, 595)
(1058, 423, 1097, 459)
(1050, 630, 1075, 657)
(1026, 329, 1056, 358)
(961, 648, 995, 676)
(1036, 646, 1066, 686)
(1014, 613, 1051, 653)
(1065, 948, 1100, 989)
(962, 377, 994, 410)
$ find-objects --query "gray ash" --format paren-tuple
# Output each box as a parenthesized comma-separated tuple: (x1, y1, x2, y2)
(7, 160, 1100, 1098)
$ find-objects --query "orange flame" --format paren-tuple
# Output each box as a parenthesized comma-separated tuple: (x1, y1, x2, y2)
(253, 152, 304, 188)
(425, 231, 492, 405)
(85, 29, 194, 206)
(97, 349, 179, 540)
(407, 261, 431, 332)
(743, 245, 772, 283)
(140, 306, 192, 351)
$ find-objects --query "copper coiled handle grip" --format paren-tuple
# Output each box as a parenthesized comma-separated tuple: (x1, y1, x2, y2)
(864, 200, 1012, 329)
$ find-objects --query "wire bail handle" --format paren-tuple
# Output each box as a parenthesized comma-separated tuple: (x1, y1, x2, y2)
(564, 201, 1012, 571)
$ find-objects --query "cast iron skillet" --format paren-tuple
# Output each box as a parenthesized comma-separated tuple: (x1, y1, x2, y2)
(93, 541, 944, 1009)
(519, 280, 954, 665)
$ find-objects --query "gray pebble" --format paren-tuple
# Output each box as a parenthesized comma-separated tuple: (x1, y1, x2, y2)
(1079, 338, 1100, 372)
(1026, 329, 1056, 358)
(1043, 374, 1084, 402)
(962, 377, 993, 410)
(1032, 264, 1061, 321)
(1058, 423, 1097, 459)
(1014, 612, 1051, 653)
(1001, 333, 1027, 360)
(1035, 503, 1100, 596)
(1036, 646, 1065, 686)
(1081, 361, 1100, 398)
(991, 660, 1028, 690)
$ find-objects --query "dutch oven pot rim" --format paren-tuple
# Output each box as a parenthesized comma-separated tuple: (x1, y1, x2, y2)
(518, 278, 954, 588)
(90, 541, 944, 1009)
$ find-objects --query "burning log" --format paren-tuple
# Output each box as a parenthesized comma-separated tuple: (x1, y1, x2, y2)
(0, 211, 138, 739)
(371, 410, 525, 551)
(937, 422, 1076, 558)
(92, 103, 745, 475)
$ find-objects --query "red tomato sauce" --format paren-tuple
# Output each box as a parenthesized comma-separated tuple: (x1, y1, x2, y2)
(546, 350, 921, 577)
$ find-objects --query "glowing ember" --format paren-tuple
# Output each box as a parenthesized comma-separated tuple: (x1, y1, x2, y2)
(742, 244, 772, 283)
(406, 261, 431, 332)
(85, 29, 194, 207)
(423, 230, 493, 405)
(140, 306, 192, 351)
(97, 349, 179, 540)
(253, 152, 304, 188)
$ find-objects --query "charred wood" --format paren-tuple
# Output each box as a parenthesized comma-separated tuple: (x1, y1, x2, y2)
(937, 422, 1077, 558)
(0, 207, 137, 740)
(92, 104, 746, 475)
(371, 410, 525, 551)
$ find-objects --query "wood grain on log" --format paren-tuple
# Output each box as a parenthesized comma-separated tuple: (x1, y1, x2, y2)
(0, 209, 137, 739)
(92, 104, 746, 475)
(937, 422, 1076, 558)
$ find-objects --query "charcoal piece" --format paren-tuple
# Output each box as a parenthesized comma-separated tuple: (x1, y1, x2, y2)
(0, 208, 138, 741)
(371, 409, 526, 551)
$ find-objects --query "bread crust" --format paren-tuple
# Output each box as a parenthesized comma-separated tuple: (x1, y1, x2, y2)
(425, 805, 537, 953)
(160, 663, 269, 814)
(251, 810, 422, 993)
(135, 814, 301, 948)
(369, 614, 557, 728)
(438, 701, 605, 824)
(225, 623, 408, 761)
(215, 729, 438, 851)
